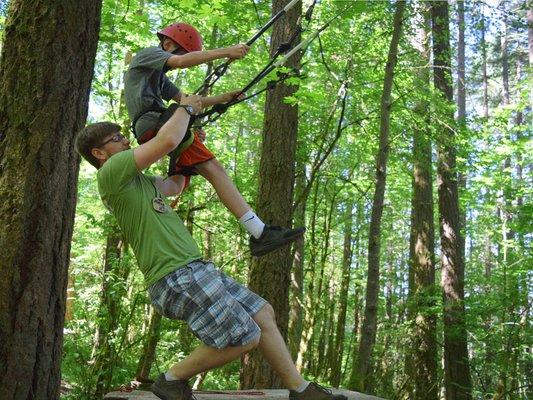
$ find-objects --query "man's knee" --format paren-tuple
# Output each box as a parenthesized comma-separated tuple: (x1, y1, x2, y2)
(254, 303, 277, 329)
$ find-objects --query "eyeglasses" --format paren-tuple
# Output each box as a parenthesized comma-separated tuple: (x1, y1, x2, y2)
(99, 133, 126, 147)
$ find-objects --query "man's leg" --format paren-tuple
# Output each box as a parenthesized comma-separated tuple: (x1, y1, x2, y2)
(252, 304, 307, 390)
(168, 338, 259, 380)
(251, 304, 347, 400)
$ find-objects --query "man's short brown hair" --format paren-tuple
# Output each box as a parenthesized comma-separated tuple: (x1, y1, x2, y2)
(75, 122, 122, 168)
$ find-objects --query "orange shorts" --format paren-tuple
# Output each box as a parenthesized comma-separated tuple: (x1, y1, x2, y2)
(173, 133, 215, 176)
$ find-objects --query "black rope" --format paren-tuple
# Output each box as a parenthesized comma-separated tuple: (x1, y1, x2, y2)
(194, 0, 302, 95)
(198, 70, 301, 127)
(197, 0, 355, 126)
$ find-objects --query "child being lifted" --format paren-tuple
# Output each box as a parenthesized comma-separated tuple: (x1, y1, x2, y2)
(124, 22, 304, 256)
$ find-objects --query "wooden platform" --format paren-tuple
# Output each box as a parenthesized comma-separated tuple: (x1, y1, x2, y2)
(104, 389, 384, 400)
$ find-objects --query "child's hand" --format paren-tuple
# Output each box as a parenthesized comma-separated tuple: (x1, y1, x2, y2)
(225, 90, 246, 103)
(181, 95, 203, 114)
(226, 44, 250, 60)
(194, 128, 207, 142)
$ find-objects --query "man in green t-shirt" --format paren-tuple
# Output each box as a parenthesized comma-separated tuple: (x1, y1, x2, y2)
(75, 97, 346, 400)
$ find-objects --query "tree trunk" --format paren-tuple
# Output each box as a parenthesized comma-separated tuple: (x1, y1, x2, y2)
(456, 0, 467, 262)
(288, 161, 307, 360)
(241, 0, 302, 389)
(330, 201, 354, 386)
(354, 1, 406, 392)
(0, 1, 101, 399)
(527, 4, 533, 110)
(296, 181, 320, 372)
(92, 230, 131, 399)
(406, 5, 437, 398)
(431, 2, 472, 399)
(135, 307, 163, 382)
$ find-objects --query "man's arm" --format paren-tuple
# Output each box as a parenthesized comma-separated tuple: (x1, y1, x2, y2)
(133, 95, 202, 170)
(166, 44, 249, 69)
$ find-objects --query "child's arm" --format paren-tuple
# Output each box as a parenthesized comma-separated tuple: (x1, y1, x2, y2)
(153, 175, 187, 197)
(173, 91, 243, 109)
(201, 91, 246, 108)
(166, 44, 249, 70)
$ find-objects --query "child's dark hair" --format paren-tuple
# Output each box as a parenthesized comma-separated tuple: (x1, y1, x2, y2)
(75, 122, 122, 169)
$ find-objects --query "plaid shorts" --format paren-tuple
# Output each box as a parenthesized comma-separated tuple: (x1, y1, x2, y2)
(148, 260, 266, 349)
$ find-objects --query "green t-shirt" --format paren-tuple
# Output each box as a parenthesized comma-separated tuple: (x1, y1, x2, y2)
(97, 149, 202, 286)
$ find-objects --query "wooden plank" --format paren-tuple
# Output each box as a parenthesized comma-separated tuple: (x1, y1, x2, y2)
(104, 389, 385, 400)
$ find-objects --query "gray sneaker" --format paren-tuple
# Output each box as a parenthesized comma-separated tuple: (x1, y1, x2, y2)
(249, 225, 306, 257)
(151, 373, 194, 400)
(289, 382, 347, 400)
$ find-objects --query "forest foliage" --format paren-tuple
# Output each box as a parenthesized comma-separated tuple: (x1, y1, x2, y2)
(25, 0, 531, 398)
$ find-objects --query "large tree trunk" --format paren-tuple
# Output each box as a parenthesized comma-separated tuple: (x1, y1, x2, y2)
(431, 2, 472, 399)
(240, 0, 302, 389)
(0, 1, 101, 399)
(456, 0, 467, 262)
(406, 4, 437, 399)
(354, 1, 406, 392)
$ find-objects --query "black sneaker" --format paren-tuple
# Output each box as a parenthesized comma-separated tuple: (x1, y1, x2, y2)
(289, 382, 348, 400)
(151, 373, 194, 400)
(250, 225, 305, 257)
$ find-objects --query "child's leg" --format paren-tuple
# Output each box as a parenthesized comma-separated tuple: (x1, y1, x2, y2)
(195, 158, 249, 218)
(195, 159, 265, 238)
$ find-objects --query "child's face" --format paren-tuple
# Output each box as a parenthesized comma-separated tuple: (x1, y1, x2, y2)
(164, 38, 187, 55)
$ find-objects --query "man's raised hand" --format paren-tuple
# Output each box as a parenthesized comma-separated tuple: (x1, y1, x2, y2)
(181, 94, 203, 114)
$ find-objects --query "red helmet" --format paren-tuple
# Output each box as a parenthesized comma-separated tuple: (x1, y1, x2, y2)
(157, 23, 203, 53)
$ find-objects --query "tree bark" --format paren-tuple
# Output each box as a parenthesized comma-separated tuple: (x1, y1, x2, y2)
(241, 0, 302, 389)
(406, 5, 437, 398)
(354, 1, 406, 392)
(0, 1, 101, 399)
(431, 2, 472, 399)
(456, 0, 467, 261)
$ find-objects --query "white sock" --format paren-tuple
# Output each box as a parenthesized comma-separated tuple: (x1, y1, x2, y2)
(239, 210, 265, 239)
(165, 371, 179, 381)
(295, 381, 310, 393)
